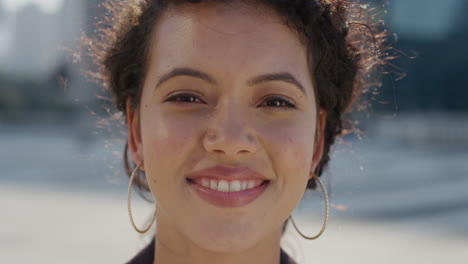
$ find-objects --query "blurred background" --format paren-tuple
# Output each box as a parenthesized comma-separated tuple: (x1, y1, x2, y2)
(1, 0, 467, 263)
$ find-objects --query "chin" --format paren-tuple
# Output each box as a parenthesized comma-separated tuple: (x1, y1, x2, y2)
(190, 222, 263, 253)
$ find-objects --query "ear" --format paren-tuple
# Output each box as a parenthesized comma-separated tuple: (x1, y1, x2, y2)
(309, 108, 327, 179)
(126, 97, 145, 170)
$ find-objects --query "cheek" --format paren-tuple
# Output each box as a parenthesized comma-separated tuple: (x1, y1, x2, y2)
(260, 119, 316, 221)
(143, 116, 188, 152)
(265, 120, 315, 178)
(139, 108, 201, 187)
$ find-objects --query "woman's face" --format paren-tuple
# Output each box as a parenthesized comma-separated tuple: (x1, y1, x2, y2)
(127, 2, 326, 253)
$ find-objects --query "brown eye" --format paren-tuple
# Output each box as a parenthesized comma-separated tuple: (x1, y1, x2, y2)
(260, 96, 297, 109)
(165, 93, 204, 104)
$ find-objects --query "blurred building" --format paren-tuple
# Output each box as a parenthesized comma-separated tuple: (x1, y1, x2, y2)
(0, 0, 84, 77)
(381, 0, 468, 111)
(0, 1, 4, 21)
(9, 4, 61, 77)
(0, 0, 104, 112)
(389, 0, 463, 40)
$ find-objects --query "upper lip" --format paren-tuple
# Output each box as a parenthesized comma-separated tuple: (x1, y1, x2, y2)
(186, 165, 269, 182)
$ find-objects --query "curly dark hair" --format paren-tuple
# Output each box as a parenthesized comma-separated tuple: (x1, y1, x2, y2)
(84, 0, 391, 196)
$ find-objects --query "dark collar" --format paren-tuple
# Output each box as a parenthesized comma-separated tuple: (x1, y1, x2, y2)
(126, 237, 297, 264)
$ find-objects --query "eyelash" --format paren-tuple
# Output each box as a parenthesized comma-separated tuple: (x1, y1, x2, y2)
(165, 93, 297, 109)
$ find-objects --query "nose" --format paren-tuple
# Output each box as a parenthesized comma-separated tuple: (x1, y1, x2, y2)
(202, 101, 258, 157)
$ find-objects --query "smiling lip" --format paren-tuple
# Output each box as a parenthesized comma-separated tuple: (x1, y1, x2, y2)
(186, 165, 269, 181)
(186, 166, 270, 208)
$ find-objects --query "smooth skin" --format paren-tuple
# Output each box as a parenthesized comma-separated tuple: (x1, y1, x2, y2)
(126, 2, 327, 264)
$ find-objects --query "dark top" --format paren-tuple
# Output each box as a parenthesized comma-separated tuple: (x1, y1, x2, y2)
(126, 237, 297, 264)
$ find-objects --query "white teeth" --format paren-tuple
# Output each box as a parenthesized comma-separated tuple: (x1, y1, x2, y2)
(201, 179, 210, 187)
(241, 181, 248, 191)
(210, 180, 218, 190)
(198, 179, 266, 192)
(230, 181, 241, 192)
(217, 180, 230, 192)
(247, 181, 256, 189)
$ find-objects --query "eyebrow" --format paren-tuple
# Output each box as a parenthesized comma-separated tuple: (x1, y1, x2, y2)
(155, 67, 306, 95)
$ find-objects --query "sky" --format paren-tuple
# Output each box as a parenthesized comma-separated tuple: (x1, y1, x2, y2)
(1, 0, 63, 14)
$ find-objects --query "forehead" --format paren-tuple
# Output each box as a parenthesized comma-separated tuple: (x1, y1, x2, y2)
(163, 1, 285, 34)
(147, 2, 311, 86)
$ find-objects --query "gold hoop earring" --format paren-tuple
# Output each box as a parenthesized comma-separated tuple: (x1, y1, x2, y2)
(127, 163, 157, 234)
(289, 174, 329, 240)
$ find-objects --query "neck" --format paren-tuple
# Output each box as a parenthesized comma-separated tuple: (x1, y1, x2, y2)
(153, 219, 283, 264)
